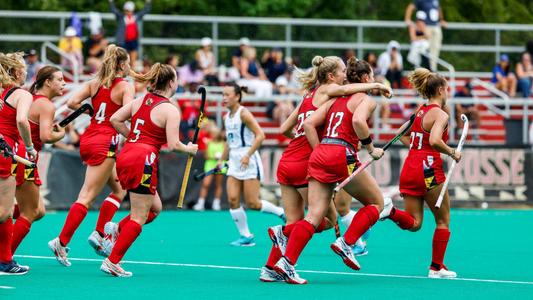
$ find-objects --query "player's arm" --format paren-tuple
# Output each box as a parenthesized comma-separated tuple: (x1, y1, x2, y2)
(241, 108, 265, 158)
(279, 100, 302, 138)
(38, 100, 65, 143)
(164, 104, 197, 155)
(352, 97, 382, 159)
(67, 81, 92, 110)
(326, 82, 392, 98)
(404, 3, 415, 26)
(303, 99, 332, 149)
(428, 110, 460, 161)
(110, 100, 135, 137)
(14, 90, 35, 150)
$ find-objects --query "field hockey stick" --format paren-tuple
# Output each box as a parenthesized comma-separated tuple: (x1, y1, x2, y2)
(333, 113, 415, 194)
(194, 162, 228, 181)
(178, 86, 207, 208)
(0, 138, 36, 168)
(435, 114, 469, 209)
(59, 103, 94, 127)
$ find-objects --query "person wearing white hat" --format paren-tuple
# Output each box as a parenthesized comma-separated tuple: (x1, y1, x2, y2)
(229, 37, 251, 80)
(58, 26, 83, 73)
(377, 40, 404, 89)
(195, 37, 218, 85)
(109, 0, 152, 68)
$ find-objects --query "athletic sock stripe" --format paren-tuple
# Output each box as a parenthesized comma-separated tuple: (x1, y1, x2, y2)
(104, 197, 121, 209)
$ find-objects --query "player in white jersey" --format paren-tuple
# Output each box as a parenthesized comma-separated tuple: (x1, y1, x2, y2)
(217, 83, 285, 247)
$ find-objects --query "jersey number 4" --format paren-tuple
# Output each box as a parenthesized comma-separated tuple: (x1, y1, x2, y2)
(130, 119, 145, 142)
(95, 103, 107, 124)
(326, 112, 344, 137)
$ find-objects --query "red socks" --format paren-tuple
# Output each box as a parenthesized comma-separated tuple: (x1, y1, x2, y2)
(11, 216, 31, 253)
(315, 218, 328, 233)
(284, 220, 315, 264)
(59, 202, 88, 246)
(388, 207, 416, 230)
(108, 220, 142, 264)
(118, 211, 157, 232)
(344, 205, 379, 245)
(431, 228, 451, 270)
(283, 223, 296, 236)
(0, 217, 13, 263)
(265, 245, 282, 268)
(95, 194, 122, 236)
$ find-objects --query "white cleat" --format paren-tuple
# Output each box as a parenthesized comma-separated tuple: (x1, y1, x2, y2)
(48, 237, 71, 267)
(192, 201, 205, 211)
(273, 257, 307, 284)
(330, 237, 361, 271)
(88, 231, 107, 257)
(267, 225, 288, 254)
(100, 258, 132, 277)
(259, 266, 284, 282)
(379, 197, 393, 220)
(211, 200, 221, 211)
(428, 267, 457, 278)
(102, 222, 119, 257)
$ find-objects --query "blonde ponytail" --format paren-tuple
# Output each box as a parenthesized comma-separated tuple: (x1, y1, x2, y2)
(131, 63, 176, 91)
(408, 68, 447, 99)
(0, 52, 25, 87)
(95, 44, 129, 88)
(297, 55, 342, 90)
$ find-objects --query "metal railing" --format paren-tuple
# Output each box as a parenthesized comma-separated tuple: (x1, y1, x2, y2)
(40, 42, 79, 84)
(471, 78, 511, 118)
(1, 10, 532, 66)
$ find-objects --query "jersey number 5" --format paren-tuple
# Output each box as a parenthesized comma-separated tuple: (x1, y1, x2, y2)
(326, 112, 344, 137)
(130, 119, 145, 142)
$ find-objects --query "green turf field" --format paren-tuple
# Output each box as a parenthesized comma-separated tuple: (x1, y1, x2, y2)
(1, 209, 533, 299)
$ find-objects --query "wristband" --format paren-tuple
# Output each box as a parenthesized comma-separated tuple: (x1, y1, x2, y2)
(360, 136, 372, 145)
(449, 149, 455, 158)
(25, 144, 34, 152)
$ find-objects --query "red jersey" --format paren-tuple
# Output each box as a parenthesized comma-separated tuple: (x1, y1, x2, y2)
(125, 92, 169, 150)
(322, 95, 359, 149)
(281, 88, 321, 162)
(90, 78, 124, 130)
(400, 104, 448, 196)
(0, 86, 20, 144)
(408, 104, 449, 155)
(29, 94, 49, 152)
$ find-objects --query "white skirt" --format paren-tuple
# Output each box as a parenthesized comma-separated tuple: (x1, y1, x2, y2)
(227, 148, 263, 181)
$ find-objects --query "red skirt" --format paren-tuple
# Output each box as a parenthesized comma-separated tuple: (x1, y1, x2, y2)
(116, 143, 159, 195)
(0, 136, 17, 179)
(14, 145, 41, 186)
(79, 126, 120, 166)
(308, 144, 360, 184)
(399, 152, 446, 197)
(277, 158, 310, 187)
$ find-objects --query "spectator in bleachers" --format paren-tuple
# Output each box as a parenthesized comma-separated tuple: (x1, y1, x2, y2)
(378, 40, 403, 89)
(516, 52, 533, 98)
(178, 83, 202, 142)
(405, 0, 447, 71)
(342, 49, 356, 64)
(261, 47, 287, 84)
(84, 29, 108, 74)
(178, 60, 205, 88)
(266, 73, 295, 127)
(109, 0, 152, 69)
(238, 46, 273, 98)
(407, 11, 431, 69)
(454, 81, 479, 131)
(165, 54, 180, 71)
(195, 37, 218, 86)
(492, 54, 517, 97)
(24, 49, 42, 85)
(58, 26, 83, 73)
(229, 37, 250, 80)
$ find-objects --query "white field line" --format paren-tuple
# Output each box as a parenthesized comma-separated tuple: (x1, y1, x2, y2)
(15, 254, 533, 286)
(0, 286, 15, 289)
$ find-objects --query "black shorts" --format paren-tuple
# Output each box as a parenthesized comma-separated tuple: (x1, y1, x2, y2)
(129, 184, 152, 195)
(123, 40, 139, 52)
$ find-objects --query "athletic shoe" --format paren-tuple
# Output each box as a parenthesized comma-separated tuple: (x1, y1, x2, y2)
(259, 266, 284, 282)
(192, 201, 205, 211)
(88, 231, 107, 257)
(379, 197, 393, 220)
(48, 237, 71, 267)
(279, 213, 286, 223)
(102, 222, 119, 256)
(100, 258, 132, 277)
(273, 256, 307, 284)
(230, 235, 255, 247)
(211, 200, 221, 211)
(267, 225, 288, 254)
(0, 261, 29, 275)
(352, 244, 368, 256)
(428, 266, 457, 278)
(330, 237, 360, 270)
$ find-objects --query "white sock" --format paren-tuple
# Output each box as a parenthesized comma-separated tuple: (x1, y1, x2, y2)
(260, 200, 284, 217)
(213, 198, 220, 203)
(340, 210, 356, 229)
(196, 198, 205, 205)
(229, 207, 252, 237)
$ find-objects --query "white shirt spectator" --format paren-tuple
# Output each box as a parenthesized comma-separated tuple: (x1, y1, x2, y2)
(377, 41, 403, 76)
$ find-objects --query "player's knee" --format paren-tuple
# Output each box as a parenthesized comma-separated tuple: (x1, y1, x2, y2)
(26, 205, 46, 222)
(409, 222, 422, 232)
(435, 219, 449, 229)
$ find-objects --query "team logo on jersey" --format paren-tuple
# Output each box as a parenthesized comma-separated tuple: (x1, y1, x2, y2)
(107, 135, 120, 158)
(140, 153, 155, 188)
(24, 165, 35, 181)
(417, 110, 424, 118)
(423, 156, 438, 189)
(146, 98, 153, 106)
